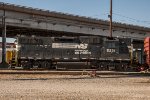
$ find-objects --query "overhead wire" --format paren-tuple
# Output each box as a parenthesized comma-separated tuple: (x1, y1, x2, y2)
(112, 13, 150, 25)
(92, 12, 150, 27)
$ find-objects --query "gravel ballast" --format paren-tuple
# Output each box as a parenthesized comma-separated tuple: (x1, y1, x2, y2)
(0, 74, 150, 100)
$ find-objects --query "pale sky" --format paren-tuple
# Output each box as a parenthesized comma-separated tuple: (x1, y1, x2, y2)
(0, 0, 150, 27)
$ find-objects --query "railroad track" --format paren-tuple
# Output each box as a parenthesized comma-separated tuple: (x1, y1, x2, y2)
(0, 69, 150, 76)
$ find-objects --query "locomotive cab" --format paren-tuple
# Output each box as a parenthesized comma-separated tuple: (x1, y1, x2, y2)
(100, 38, 130, 71)
(102, 38, 119, 58)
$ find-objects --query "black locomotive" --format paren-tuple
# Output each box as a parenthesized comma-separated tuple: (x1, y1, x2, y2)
(13, 35, 131, 70)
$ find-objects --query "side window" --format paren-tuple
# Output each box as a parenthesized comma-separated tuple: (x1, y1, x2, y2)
(107, 42, 115, 48)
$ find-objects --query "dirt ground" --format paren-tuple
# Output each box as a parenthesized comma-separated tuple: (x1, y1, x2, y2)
(0, 74, 150, 100)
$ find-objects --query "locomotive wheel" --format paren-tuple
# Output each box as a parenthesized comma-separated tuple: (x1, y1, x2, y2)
(22, 61, 31, 69)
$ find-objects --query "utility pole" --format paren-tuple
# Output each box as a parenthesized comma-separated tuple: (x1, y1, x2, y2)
(0, 9, 9, 68)
(109, 0, 113, 38)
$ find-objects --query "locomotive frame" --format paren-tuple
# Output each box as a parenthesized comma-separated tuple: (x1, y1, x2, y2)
(12, 35, 132, 71)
